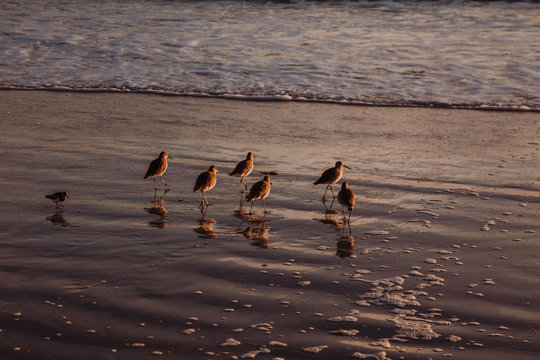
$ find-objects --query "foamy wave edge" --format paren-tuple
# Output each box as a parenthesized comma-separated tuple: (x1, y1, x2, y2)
(1, 85, 538, 112)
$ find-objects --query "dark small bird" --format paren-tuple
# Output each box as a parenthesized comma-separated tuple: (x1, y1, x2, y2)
(314, 161, 351, 201)
(337, 181, 355, 222)
(194, 165, 219, 211)
(246, 175, 272, 214)
(229, 152, 254, 191)
(46, 192, 69, 208)
(144, 151, 172, 188)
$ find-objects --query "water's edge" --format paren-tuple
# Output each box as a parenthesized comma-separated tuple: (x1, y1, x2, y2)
(2, 87, 538, 112)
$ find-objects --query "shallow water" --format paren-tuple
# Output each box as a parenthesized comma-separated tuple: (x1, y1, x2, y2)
(1, 1, 539, 109)
(0, 91, 539, 359)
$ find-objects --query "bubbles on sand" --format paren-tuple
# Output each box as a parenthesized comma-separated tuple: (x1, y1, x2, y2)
(303, 345, 328, 353)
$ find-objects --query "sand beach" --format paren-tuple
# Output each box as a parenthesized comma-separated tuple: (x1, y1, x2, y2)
(0, 90, 538, 359)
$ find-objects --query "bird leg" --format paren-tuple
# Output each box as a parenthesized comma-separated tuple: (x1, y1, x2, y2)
(322, 184, 330, 202)
(160, 176, 168, 186)
(262, 199, 267, 213)
(340, 205, 347, 221)
(249, 201, 254, 215)
(241, 177, 248, 191)
(153, 177, 158, 190)
(199, 192, 206, 213)
(199, 199, 204, 213)
(201, 203, 208, 218)
(329, 185, 336, 198)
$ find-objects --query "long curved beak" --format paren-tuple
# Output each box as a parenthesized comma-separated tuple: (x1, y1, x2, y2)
(344, 165, 351, 169)
(168, 155, 174, 159)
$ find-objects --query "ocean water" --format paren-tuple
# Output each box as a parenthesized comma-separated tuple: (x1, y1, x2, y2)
(1, 0, 539, 110)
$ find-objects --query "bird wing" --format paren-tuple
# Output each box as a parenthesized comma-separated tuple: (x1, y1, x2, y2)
(339, 189, 355, 211)
(144, 158, 165, 178)
(229, 159, 247, 176)
(314, 167, 335, 185)
(194, 171, 210, 192)
(347, 189, 355, 211)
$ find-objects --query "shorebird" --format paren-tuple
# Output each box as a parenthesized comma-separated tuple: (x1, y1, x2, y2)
(193, 165, 219, 211)
(45, 192, 69, 208)
(314, 161, 351, 201)
(229, 152, 254, 191)
(144, 151, 172, 188)
(337, 181, 355, 222)
(246, 175, 271, 215)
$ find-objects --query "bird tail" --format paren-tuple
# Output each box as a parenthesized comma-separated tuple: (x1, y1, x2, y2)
(45, 195, 51, 199)
(313, 180, 321, 185)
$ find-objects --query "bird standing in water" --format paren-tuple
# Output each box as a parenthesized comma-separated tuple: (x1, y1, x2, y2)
(46, 192, 69, 208)
(337, 181, 355, 222)
(314, 161, 351, 201)
(246, 175, 271, 215)
(194, 165, 219, 212)
(144, 151, 172, 188)
(229, 152, 254, 191)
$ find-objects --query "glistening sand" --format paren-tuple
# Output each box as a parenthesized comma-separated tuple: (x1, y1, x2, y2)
(0, 91, 538, 359)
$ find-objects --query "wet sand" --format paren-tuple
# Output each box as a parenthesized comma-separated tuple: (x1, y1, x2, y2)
(0, 90, 539, 360)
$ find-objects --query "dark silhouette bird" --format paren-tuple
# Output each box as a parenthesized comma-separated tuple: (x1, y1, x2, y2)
(337, 181, 355, 222)
(246, 175, 271, 215)
(194, 165, 219, 212)
(45, 192, 69, 208)
(314, 161, 351, 201)
(144, 151, 172, 188)
(229, 152, 254, 191)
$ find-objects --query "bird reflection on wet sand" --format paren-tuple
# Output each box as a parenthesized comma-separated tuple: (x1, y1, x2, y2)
(322, 196, 340, 215)
(243, 218, 270, 248)
(317, 199, 341, 228)
(316, 206, 355, 258)
(194, 217, 217, 239)
(337, 220, 354, 258)
(233, 192, 250, 219)
(145, 188, 169, 228)
(336, 233, 354, 258)
(234, 193, 270, 247)
(47, 209, 68, 226)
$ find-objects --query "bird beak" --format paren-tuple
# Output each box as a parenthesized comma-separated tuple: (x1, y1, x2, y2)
(168, 155, 174, 159)
(344, 165, 351, 169)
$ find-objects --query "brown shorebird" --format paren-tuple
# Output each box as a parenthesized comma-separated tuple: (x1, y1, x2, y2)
(229, 152, 254, 191)
(194, 165, 219, 211)
(246, 175, 271, 215)
(144, 151, 172, 188)
(45, 192, 69, 208)
(314, 161, 351, 201)
(337, 181, 355, 222)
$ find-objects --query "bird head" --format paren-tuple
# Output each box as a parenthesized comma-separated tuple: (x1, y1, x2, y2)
(160, 151, 172, 159)
(336, 161, 351, 169)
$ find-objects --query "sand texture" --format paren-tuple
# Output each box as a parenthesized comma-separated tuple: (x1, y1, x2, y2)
(0, 90, 539, 359)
